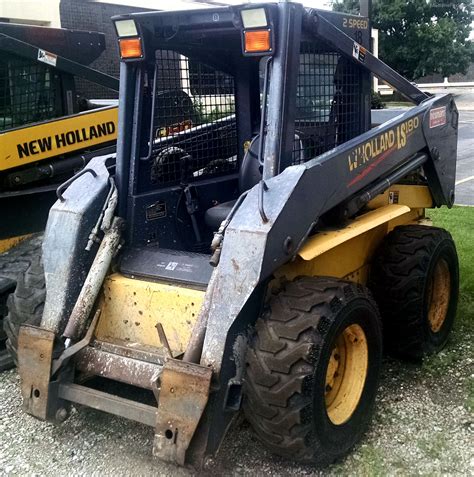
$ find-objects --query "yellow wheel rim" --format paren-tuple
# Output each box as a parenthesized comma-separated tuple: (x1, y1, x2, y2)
(427, 258, 451, 333)
(325, 323, 368, 425)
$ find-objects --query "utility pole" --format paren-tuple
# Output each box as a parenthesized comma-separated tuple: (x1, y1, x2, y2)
(360, 0, 372, 18)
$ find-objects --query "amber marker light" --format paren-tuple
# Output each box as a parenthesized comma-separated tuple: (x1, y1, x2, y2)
(244, 29, 271, 53)
(119, 38, 143, 59)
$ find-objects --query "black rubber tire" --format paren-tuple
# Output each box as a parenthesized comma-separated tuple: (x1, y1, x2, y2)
(243, 277, 383, 466)
(4, 247, 45, 366)
(370, 225, 459, 360)
(0, 235, 43, 370)
(0, 291, 14, 371)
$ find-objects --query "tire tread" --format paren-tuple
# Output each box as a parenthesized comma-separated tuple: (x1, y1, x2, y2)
(243, 277, 381, 465)
(370, 224, 458, 359)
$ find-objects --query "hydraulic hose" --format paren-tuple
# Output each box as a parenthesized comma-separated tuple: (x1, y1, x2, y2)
(62, 216, 124, 341)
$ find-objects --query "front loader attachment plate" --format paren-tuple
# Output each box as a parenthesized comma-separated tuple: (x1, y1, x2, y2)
(18, 325, 55, 419)
(154, 358, 213, 466)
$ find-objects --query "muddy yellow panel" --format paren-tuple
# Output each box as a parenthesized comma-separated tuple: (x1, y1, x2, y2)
(275, 204, 425, 285)
(366, 184, 433, 210)
(0, 234, 32, 254)
(95, 273, 204, 356)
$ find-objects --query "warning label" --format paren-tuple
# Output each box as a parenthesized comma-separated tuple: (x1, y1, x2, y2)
(429, 106, 447, 129)
(146, 201, 167, 221)
(37, 49, 57, 67)
(352, 42, 366, 63)
(389, 190, 400, 204)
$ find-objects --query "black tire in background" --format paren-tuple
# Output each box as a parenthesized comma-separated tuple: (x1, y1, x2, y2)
(243, 277, 383, 466)
(0, 235, 43, 370)
(4, 252, 45, 366)
(0, 282, 15, 370)
(370, 225, 459, 360)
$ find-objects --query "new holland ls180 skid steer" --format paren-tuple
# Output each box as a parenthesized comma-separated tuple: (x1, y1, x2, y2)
(16, 2, 459, 468)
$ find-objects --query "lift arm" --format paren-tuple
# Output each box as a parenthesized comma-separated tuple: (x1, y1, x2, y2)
(0, 34, 119, 92)
(303, 10, 428, 105)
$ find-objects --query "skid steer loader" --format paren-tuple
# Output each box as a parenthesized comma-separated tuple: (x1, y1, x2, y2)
(16, 2, 459, 468)
(0, 23, 119, 370)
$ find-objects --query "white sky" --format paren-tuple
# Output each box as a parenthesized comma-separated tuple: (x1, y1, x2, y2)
(98, 0, 332, 12)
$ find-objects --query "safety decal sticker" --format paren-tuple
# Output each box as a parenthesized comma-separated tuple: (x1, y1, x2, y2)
(429, 106, 447, 128)
(389, 191, 400, 204)
(37, 49, 57, 67)
(146, 201, 167, 221)
(352, 42, 366, 63)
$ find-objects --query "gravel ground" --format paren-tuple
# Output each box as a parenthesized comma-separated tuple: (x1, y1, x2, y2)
(0, 324, 472, 476)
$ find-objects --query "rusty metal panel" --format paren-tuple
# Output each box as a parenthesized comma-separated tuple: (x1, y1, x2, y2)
(17, 325, 55, 420)
(95, 273, 205, 356)
(74, 343, 165, 390)
(153, 359, 212, 466)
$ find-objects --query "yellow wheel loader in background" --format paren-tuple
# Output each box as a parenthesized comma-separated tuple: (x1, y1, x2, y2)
(0, 22, 119, 370)
(16, 3, 459, 468)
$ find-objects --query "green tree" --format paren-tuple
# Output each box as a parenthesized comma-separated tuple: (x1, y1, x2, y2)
(332, 0, 474, 80)
(332, 0, 359, 15)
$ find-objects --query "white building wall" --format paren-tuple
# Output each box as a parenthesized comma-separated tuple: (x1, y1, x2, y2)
(0, 0, 60, 27)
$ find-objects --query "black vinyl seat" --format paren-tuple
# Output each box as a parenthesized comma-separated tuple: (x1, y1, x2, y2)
(204, 134, 305, 230)
(204, 135, 262, 230)
(204, 200, 237, 229)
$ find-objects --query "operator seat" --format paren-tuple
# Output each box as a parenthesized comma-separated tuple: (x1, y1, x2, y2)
(204, 134, 304, 230)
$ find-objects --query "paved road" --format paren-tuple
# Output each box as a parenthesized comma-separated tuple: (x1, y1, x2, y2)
(373, 91, 474, 205)
(455, 110, 474, 206)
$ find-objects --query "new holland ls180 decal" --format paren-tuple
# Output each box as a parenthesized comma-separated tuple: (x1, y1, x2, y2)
(0, 106, 118, 172)
(347, 116, 420, 187)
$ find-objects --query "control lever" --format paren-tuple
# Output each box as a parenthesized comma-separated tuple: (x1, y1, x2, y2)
(179, 154, 202, 244)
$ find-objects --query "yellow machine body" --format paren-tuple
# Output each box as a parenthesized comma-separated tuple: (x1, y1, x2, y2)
(0, 234, 33, 254)
(95, 274, 205, 356)
(93, 184, 432, 353)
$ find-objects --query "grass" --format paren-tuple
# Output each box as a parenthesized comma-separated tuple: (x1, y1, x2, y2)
(428, 206, 474, 332)
(357, 445, 386, 476)
(417, 433, 448, 460)
(423, 207, 474, 389)
(330, 444, 386, 477)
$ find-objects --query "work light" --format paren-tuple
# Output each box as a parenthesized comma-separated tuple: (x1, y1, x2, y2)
(114, 19, 138, 38)
(238, 7, 273, 56)
(240, 8, 267, 29)
(114, 18, 143, 60)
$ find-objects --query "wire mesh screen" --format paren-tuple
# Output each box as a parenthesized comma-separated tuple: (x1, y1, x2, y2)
(294, 43, 362, 163)
(75, 77, 119, 110)
(0, 53, 62, 131)
(150, 50, 238, 186)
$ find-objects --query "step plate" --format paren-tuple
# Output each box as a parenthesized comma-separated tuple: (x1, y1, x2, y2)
(120, 247, 212, 287)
